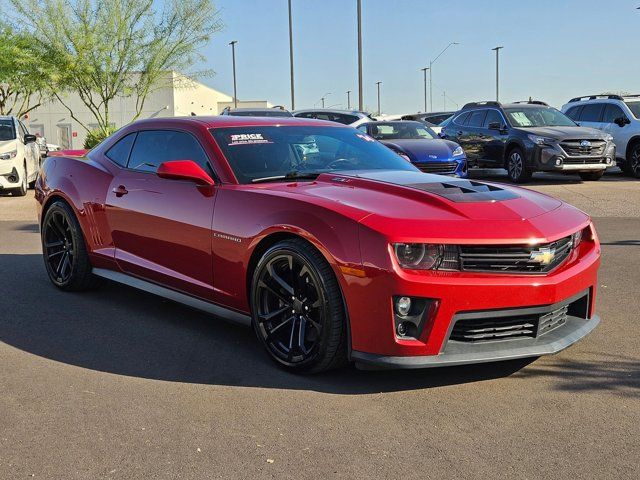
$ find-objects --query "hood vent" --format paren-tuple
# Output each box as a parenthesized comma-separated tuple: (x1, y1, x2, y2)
(407, 180, 520, 203)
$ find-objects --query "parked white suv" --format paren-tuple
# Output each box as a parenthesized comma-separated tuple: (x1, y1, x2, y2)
(0, 116, 41, 196)
(293, 109, 374, 128)
(561, 95, 640, 177)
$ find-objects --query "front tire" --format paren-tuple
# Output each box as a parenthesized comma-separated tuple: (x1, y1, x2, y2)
(506, 148, 533, 183)
(624, 143, 640, 178)
(10, 164, 28, 196)
(579, 170, 605, 181)
(41, 201, 101, 291)
(251, 238, 347, 373)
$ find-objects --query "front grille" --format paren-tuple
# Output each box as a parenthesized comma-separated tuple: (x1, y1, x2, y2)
(560, 140, 606, 157)
(458, 236, 573, 274)
(416, 162, 457, 174)
(451, 304, 570, 343)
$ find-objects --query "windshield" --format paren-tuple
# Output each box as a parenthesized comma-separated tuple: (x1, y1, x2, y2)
(625, 101, 640, 119)
(504, 107, 576, 127)
(0, 119, 16, 141)
(210, 126, 418, 183)
(370, 122, 437, 140)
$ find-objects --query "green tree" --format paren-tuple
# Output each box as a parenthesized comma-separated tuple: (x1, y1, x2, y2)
(0, 23, 56, 117)
(9, 0, 223, 135)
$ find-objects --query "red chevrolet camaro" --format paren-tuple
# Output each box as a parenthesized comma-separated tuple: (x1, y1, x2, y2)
(35, 116, 601, 373)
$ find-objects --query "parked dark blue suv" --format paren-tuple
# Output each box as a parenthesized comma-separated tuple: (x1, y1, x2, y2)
(440, 101, 615, 182)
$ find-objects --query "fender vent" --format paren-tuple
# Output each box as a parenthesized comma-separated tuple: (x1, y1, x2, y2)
(407, 180, 520, 202)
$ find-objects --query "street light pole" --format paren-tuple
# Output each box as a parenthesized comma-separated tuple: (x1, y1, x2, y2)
(347, 90, 351, 109)
(288, 0, 295, 110)
(357, 0, 363, 111)
(429, 41, 458, 112)
(420, 67, 429, 112)
(376, 81, 382, 116)
(492, 46, 504, 101)
(229, 40, 238, 108)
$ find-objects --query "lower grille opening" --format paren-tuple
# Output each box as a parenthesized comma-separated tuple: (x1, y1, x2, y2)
(416, 162, 457, 174)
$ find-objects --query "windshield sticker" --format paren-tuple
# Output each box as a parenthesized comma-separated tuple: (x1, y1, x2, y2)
(356, 133, 375, 142)
(510, 112, 533, 126)
(228, 133, 272, 145)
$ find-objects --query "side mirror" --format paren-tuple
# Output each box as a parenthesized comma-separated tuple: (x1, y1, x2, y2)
(156, 160, 215, 186)
(24, 134, 37, 144)
(487, 122, 503, 131)
(614, 116, 630, 127)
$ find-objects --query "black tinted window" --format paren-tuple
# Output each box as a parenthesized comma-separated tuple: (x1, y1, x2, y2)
(453, 112, 470, 126)
(332, 114, 359, 125)
(468, 110, 486, 128)
(128, 130, 210, 173)
(565, 106, 582, 120)
(106, 133, 136, 167)
(602, 104, 626, 123)
(579, 104, 604, 122)
(0, 119, 16, 141)
(483, 109, 503, 127)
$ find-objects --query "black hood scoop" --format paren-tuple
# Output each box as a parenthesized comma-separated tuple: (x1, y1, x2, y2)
(407, 179, 520, 203)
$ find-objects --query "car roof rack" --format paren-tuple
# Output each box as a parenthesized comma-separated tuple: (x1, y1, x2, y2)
(511, 100, 549, 106)
(461, 101, 501, 110)
(568, 94, 625, 103)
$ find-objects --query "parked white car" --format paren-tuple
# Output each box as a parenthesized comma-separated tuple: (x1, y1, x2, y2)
(0, 116, 41, 196)
(561, 94, 640, 177)
(293, 109, 374, 128)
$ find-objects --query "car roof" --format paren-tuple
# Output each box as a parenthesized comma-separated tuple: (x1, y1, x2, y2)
(131, 115, 344, 129)
(224, 108, 291, 113)
(293, 109, 369, 116)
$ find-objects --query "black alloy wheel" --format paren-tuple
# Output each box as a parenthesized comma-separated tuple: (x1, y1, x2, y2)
(42, 201, 101, 291)
(626, 144, 640, 178)
(251, 239, 347, 373)
(506, 148, 533, 183)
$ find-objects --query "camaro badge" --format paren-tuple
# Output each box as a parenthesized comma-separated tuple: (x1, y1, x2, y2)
(529, 247, 556, 265)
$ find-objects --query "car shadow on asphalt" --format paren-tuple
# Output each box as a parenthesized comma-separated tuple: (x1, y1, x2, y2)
(1, 254, 638, 395)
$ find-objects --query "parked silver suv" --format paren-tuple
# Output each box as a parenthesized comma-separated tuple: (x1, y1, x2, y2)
(561, 94, 640, 178)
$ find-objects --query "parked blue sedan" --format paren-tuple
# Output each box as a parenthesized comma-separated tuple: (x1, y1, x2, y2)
(358, 121, 467, 177)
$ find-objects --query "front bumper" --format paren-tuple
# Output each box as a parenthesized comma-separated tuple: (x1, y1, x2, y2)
(532, 142, 615, 172)
(352, 290, 599, 369)
(0, 166, 22, 189)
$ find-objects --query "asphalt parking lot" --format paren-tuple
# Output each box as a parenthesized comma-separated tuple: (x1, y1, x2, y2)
(1, 170, 638, 479)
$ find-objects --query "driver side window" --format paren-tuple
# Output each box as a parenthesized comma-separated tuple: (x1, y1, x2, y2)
(127, 130, 212, 174)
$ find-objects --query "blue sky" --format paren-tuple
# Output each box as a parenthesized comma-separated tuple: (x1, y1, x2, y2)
(201, 0, 640, 114)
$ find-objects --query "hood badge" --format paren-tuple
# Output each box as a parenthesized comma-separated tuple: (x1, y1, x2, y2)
(529, 247, 556, 265)
(428, 154, 438, 159)
(580, 140, 591, 148)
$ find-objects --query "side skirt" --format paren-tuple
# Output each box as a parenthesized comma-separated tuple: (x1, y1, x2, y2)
(92, 268, 252, 327)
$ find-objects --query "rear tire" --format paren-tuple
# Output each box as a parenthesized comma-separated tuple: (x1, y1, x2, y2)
(506, 148, 533, 183)
(250, 238, 348, 373)
(579, 170, 605, 181)
(41, 200, 102, 291)
(624, 143, 640, 178)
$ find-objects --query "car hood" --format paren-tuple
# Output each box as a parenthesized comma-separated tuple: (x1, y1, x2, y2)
(379, 139, 459, 162)
(254, 170, 589, 243)
(0, 140, 18, 153)
(516, 126, 607, 140)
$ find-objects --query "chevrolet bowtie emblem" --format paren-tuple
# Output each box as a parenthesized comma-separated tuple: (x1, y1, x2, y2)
(529, 247, 556, 265)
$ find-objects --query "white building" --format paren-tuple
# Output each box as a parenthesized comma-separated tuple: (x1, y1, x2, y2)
(24, 71, 274, 149)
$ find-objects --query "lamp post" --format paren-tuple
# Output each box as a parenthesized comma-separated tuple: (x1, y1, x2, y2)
(347, 90, 352, 109)
(357, 0, 363, 110)
(229, 40, 238, 108)
(492, 46, 504, 101)
(288, 0, 295, 110)
(320, 92, 331, 108)
(376, 81, 382, 116)
(420, 67, 429, 112)
(429, 41, 458, 112)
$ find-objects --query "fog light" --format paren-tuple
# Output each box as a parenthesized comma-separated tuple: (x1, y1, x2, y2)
(397, 322, 409, 336)
(395, 296, 412, 316)
(605, 157, 612, 165)
(555, 157, 563, 166)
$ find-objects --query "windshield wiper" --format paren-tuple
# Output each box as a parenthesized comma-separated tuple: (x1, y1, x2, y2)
(251, 170, 325, 183)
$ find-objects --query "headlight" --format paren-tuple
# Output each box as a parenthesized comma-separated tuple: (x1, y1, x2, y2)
(527, 135, 555, 146)
(451, 146, 464, 157)
(393, 243, 443, 269)
(0, 149, 17, 160)
(572, 229, 583, 248)
(604, 134, 614, 142)
(397, 152, 411, 162)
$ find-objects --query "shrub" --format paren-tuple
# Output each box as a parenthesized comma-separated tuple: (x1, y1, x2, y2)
(83, 127, 116, 149)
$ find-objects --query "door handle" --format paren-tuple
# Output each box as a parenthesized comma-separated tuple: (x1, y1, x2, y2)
(112, 185, 128, 197)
